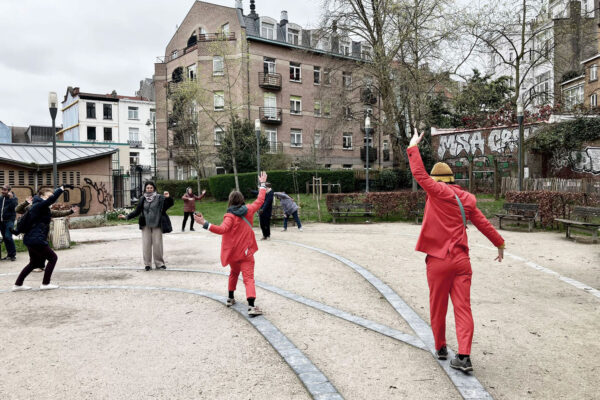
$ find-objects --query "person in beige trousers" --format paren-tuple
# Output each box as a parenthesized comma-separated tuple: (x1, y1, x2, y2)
(119, 181, 174, 271)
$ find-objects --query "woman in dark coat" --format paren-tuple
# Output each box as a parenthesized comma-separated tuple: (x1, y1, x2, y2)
(181, 187, 206, 231)
(119, 181, 173, 271)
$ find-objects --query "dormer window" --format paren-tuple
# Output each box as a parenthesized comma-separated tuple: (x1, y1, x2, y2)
(288, 28, 300, 45)
(340, 40, 351, 56)
(262, 22, 274, 39)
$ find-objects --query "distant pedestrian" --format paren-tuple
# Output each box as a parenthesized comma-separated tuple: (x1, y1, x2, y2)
(12, 186, 67, 292)
(181, 187, 206, 231)
(194, 172, 268, 316)
(274, 192, 302, 232)
(408, 128, 505, 373)
(1, 184, 18, 261)
(258, 183, 274, 240)
(119, 181, 174, 271)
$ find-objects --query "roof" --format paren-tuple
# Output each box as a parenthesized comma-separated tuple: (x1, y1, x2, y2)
(63, 87, 119, 103)
(117, 95, 152, 102)
(560, 75, 585, 87)
(0, 144, 117, 168)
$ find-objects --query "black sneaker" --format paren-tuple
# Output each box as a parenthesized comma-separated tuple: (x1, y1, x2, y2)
(436, 345, 448, 360)
(157, 265, 167, 270)
(190, 228, 195, 231)
(450, 355, 473, 372)
(144, 266, 151, 271)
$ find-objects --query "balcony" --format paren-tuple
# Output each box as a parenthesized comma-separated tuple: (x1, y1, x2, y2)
(258, 72, 282, 90)
(259, 107, 282, 124)
(267, 141, 283, 154)
(199, 32, 236, 42)
(360, 146, 378, 162)
(360, 88, 378, 105)
(128, 139, 143, 148)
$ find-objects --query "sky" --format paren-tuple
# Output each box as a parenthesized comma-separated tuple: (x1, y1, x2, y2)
(0, 0, 322, 127)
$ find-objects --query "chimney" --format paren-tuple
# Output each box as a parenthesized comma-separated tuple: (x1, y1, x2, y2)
(249, 0, 257, 17)
(235, 0, 243, 11)
(280, 10, 288, 26)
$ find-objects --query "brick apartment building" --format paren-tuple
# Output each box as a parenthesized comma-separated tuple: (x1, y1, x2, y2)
(154, 0, 391, 179)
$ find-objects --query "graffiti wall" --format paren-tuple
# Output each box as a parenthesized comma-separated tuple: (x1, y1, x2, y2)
(571, 147, 600, 175)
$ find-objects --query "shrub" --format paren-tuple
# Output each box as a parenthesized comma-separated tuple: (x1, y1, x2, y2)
(379, 169, 399, 191)
(209, 170, 355, 201)
(156, 179, 211, 198)
(326, 191, 426, 218)
(505, 191, 600, 227)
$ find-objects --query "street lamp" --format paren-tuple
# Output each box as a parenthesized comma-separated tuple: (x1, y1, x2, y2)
(146, 110, 157, 180)
(365, 115, 371, 193)
(517, 100, 524, 191)
(48, 92, 58, 188)
(254, 118, 261, 177)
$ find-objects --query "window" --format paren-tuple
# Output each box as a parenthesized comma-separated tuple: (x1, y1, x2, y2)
(590, 64, 598, 81)
(343, 132, 353, 149)
(340, 40, 351, 56)
(104, 127, 112, 141)
(188, 64, 197, 80)
(591, 94, 598, 108)
(86, 102, 96, 119)
(314, 130, 322, 148)
(290, 62, 301, 82)
(171, 50, 178, 60)
(130, 152, 140, 165)
(190, 167, 198, 178)
(221, 23, 230, 35)
(290, 129, 302, 147)
(150, 153, 155, 169)
(290, 96, 302, 115)
(535, 71, 551, 105)
(324, 68, 331, 85)
(323, 101, 331, 118)
(216, 166, 226, 175)
(287, 28, 300, 45)
(214, 126, 224, 146)
(213, 56, 224, 75)
(214, 91, 225, 111)
(128, 106, 139, 120)
(261, 22, 274, 39)
(263, 92, 277, 119)
(176, 166, 185, 181)
(342, 164, 353, 170)
(563, 84, 584, 109)
(129, 127, 139, 142)
(264, 57, 276, 74)
(361, 45, 372, 60)
(87, 126, 96, 141)
(103, 104, 112, 120)
(343, 72, 352, 89)
(344, 106, 352, 120)
(314, 101, 321, 117)
(364, 135, 373, 146)
(314, 66, 321, 84)
(266, 128, 277, 153)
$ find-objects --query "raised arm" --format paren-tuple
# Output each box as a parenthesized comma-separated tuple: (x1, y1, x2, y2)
(15, 200, 30, 214)
(407, 145, 455, 199)
(247, 188, 266, 214)
(40, 187, 64, 208)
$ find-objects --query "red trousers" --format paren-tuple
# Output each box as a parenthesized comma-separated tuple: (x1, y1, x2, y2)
(426, 247, 474, 355)
(228, 255, 256, 299)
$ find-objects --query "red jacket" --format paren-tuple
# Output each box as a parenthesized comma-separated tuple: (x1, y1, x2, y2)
(182, 192, 205, 212)
(407, 146, 504, 259)
(208, 188, 266, 266)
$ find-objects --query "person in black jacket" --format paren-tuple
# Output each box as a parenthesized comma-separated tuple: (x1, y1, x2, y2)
(258, 183, 274, 240)
(1, 184, 18, 261)
(118, 181, 174, 271)
(13, 186, 64, 292)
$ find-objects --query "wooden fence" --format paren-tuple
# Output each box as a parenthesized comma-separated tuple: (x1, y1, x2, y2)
(501, 177, 600, 195)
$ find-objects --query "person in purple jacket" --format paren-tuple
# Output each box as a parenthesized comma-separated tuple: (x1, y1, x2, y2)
(274, 192, 303, 232)
(181, 187, 206, 231)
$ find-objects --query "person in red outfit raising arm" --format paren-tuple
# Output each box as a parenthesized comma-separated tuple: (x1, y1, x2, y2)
(407, 129, 505, 373)
(194, 172, 268, 317)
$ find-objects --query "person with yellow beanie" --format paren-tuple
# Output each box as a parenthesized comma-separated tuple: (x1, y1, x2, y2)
(407, 128, 505, 373)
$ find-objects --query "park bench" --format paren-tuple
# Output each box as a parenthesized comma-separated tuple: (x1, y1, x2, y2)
(409, 201, 426, 224)
(495, 202, 539, 232)
(270, 205, 301, 226)
(555, 206, 600, 243)
(328, 202, 374, 223)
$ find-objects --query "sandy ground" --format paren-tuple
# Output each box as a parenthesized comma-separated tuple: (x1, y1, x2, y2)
(0, 217, 598, 399)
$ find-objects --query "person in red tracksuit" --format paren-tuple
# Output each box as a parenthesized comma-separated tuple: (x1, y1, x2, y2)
(407, 129, 505, 373)
(194, 172, 268, 317)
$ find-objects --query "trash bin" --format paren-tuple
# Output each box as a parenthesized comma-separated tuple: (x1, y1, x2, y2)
(50, 218, 71, 250)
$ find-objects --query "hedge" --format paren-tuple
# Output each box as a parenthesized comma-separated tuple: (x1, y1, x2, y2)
(505, 191, 600, 227)
(156, 179, 211, 198)
(326, 191, 426, 219)
(209, 170, 355, 201)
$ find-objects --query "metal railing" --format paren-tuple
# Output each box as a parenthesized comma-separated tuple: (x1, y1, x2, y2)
(258, 72, 282, 89)
(267, 141, 283, 154)
(199, 32, 236, 42)
(128, 139, 143, 148)
(259, 107, 282, 124)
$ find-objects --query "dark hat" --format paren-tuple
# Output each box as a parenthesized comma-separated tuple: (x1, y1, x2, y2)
(144, 181, 157, 191)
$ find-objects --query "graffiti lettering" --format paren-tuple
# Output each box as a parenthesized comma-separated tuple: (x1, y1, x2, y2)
(83, 178, 113, 211)
(571, 147, 600, 175)
(437, 131, 485, 159)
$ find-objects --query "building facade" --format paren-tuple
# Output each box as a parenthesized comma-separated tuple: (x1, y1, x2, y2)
(154, 0, 390, 179)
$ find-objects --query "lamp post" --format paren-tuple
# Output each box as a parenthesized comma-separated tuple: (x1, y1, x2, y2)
(254, 118, 261, 177)
(365, 115, 371, 193)
(146, 110, 157, 180)
(517, 100, 524, 191)
(48, 92, 58, 188)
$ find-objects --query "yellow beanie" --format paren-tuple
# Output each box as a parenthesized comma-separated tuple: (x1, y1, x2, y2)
(431, 162, 454, 183)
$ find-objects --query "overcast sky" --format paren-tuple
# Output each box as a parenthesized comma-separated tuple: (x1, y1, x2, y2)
(0, 0, 321, 127)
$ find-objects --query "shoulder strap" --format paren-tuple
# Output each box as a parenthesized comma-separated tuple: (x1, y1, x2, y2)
(454, 194, 467, 228)
(242, 216, 253, 229)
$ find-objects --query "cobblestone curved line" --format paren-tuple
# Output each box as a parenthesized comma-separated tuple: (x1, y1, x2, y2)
(1, 285, 343, 400)
(277, 240, 493, 400)
(0, 266, 427, 351)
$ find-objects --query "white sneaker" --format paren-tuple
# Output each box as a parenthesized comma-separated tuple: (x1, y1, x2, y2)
(12, 285, 32, 292)
(298, 227, 303, 231)
(33, 268, 44, 273)
(40, 283, 59, 290)
(281, 228, 287, 232)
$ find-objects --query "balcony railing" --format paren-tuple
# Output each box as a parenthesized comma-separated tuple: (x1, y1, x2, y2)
(259, 107, 282, 124)
(258, 72, 282, 90)
(360, 146, 378, 162)
(199, 32, 236, 42)
(360, 88, 378, 105)
(128, 139, 143, 148)
(267, 141, 283, 154)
